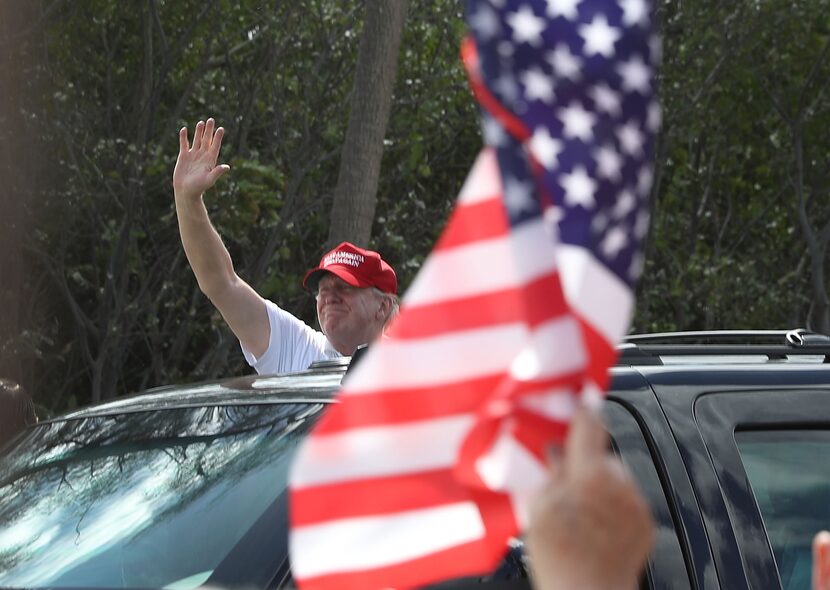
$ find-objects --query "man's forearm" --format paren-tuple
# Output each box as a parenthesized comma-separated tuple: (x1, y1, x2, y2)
(174, 191, 237, 299)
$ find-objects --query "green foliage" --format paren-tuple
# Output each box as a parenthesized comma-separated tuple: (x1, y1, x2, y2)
(7, 0, 475, 412)
(634, 0, 830, 333)
(8, 0, 830, 412)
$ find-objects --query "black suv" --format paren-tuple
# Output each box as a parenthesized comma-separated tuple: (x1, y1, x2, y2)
(0, 330, 828, 590)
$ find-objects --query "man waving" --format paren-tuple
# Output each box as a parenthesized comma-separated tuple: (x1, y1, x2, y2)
(172, 118, 398, 374)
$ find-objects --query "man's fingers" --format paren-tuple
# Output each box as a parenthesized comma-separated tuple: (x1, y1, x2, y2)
(193, 120, 205, 150)
(178, 127, 190, 153)
(565, 405, 609, 473)
(544, 444, 565, 482)
(204, 118, 216, 149)
(210, 126, 226, 160)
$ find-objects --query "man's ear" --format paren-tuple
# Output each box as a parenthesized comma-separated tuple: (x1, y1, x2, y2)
(376, 295, 391, 320)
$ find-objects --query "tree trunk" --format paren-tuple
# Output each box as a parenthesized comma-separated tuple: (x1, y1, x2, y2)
(326, 0, 409, 249)
(0, 0, 40, 384)
(808, 249, 830, 334)
(789, 121, 830, 334)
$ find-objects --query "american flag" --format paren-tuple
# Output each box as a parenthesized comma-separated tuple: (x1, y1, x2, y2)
(288, 1, 660, 589)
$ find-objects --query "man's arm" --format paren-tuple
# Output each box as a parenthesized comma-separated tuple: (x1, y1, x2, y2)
(525, 407, 654, 590)
(172, 118, 270, 357)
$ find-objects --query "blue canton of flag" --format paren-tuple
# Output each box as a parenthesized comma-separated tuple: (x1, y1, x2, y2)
(468, 0, 660, 287)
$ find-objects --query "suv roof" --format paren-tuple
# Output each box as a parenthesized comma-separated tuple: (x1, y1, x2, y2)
(618, 328, 830, 366)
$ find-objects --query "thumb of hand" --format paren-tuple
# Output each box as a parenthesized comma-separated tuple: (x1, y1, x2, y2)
(209, 164, 231, 184)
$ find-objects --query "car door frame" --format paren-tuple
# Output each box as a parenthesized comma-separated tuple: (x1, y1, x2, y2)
(694, 387, 830, 590)
(608, 368, 710, 590)
(651, 365, 830, 590)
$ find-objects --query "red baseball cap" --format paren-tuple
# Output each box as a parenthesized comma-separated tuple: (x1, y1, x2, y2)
(303, 242, 397, 295)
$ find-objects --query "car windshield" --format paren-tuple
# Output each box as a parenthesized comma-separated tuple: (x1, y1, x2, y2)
(0, 402, 325, 589)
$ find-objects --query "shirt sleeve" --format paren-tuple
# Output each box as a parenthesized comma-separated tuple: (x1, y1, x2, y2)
(240, 299, 340, 374)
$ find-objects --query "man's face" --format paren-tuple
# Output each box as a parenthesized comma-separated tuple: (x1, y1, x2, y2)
(315, 273, 383, 353)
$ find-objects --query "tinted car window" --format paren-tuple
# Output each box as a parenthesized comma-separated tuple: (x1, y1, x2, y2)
(0, 403, 324, 589)
(735, 430, 830, 590)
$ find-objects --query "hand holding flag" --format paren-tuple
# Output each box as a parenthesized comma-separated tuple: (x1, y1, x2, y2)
(525, 407, 654, 590)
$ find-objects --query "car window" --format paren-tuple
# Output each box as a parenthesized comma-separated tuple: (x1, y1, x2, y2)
(0, 403, 325, 589)
(735, 430, 830, 590)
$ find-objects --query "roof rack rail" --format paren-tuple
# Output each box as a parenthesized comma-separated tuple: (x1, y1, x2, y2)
(624, 329, 815, 344)
(617, 329, 830, 365)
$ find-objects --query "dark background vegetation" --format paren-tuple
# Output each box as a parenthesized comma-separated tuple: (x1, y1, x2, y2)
(2, 0, 830, 414)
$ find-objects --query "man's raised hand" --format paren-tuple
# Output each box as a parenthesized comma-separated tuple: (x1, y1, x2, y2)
(173, 118, 230, 200)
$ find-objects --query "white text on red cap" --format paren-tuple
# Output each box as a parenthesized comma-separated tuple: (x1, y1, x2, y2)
(323, 252, 365, 268)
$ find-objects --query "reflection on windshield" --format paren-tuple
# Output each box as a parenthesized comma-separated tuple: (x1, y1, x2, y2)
(0, 403, 324, 589)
